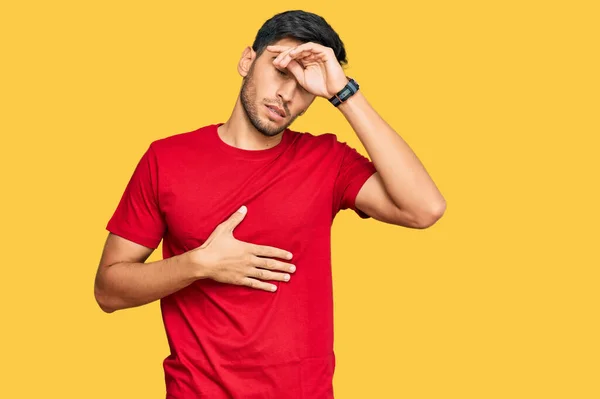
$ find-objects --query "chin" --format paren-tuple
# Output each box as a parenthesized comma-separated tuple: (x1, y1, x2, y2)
(261, 124, 286, 137)
(248, 116, 285, 137)
(259, 116, 290, 136)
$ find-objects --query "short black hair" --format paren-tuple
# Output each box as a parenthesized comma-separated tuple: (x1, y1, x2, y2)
(251, 10, 348, 66)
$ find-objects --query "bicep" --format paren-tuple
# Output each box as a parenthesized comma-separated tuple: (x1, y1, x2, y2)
(98, 232, 155, 270)
(355, 172, 423, 228)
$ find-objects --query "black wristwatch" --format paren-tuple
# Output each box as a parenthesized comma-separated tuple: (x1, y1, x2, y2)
(328, 77, 359, 107)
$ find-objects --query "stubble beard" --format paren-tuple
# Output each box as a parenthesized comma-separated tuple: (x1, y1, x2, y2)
(239, 66, 298, 138)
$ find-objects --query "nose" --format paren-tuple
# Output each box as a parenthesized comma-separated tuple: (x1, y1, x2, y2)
(276, 79, 297, 106)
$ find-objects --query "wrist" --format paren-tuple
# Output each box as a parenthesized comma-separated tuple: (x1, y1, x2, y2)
(328, 77, 359, 107)
(328, 76, 350, 97)
(180, 249, 211, 280)
(336, 90, 364, 112)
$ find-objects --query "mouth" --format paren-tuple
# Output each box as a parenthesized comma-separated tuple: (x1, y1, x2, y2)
(265, 104, 286, 120)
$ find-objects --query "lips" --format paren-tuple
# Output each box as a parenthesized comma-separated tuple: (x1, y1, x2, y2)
(265, 104, 286, 118)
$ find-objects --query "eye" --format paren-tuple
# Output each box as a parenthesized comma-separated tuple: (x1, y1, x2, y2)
(276, 67, 287, 76)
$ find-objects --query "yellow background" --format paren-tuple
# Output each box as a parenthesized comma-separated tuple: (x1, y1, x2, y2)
(1, 1, 598, 398)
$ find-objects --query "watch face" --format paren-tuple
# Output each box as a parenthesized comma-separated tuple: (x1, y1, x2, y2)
(329, 79, 358, 105)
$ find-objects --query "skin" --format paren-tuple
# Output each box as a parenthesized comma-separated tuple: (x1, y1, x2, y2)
(238, 39, 309, 137)
(94, 36, 447, 312)
(221, 36, 447, 228)
(217, 37, 316, 150)
(262, 39, 447, 229)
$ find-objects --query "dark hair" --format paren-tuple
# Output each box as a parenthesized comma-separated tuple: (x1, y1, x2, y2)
(251, 10, 348, 66)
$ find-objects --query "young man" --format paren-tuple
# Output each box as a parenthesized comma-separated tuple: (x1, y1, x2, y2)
(95, 9, 446, 399)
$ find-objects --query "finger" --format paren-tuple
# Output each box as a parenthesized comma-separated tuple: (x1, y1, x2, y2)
(288, 49, 313, 61)
(273, 47, 295, 67)
(248, 243, 293, 260)
(289, 42, 329, 58)
(241, 277, 278, 292)
(250, 255, 296, 273)
(280, 47, 322, 67)
(285, 59, 305, 83)
(276, 48, 300, 68)
(226, 205, 247, 232)
(282, 50, 324, 69)
(279, 50, 310, 68)
(266, 45, 292, 54)
(289, 46, 332, 66)
(247, 267, 291, 282)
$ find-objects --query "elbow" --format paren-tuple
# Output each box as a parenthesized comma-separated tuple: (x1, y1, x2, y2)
(415, 200, 446, 229)
(99, 304, 116, 314)
(98, 303, 116, 314)
(95, 291, 116, 314)
(94, 282, 117, 314)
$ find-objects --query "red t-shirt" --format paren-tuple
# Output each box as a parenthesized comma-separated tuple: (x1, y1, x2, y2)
(106, 123, 377, 398)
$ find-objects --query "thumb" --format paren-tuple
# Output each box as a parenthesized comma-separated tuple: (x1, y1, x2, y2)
(226, 205, 247, 232)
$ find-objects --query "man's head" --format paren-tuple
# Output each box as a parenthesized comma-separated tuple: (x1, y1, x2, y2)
(238, 10, 347, 137)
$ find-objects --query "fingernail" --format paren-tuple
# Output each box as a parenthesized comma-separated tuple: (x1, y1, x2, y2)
(271, 285, 277, 292)
(238, 205, 247, 214)
(290, 265, 296, 272)
(284, 274, 290, 281)
(287, 252, 293, 259)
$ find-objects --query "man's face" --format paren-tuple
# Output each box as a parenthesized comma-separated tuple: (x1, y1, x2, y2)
(240, 38, 316, 137)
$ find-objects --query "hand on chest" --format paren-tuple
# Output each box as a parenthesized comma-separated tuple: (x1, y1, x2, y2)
(163, 161, 335, 251)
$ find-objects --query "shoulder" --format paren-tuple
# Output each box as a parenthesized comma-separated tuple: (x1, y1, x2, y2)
(146, 123, 215, 156)
(287, 127, 348, 155)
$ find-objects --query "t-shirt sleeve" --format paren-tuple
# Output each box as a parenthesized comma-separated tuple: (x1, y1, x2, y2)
(106, 143, 166, 249)
(332, 141, 378, 219)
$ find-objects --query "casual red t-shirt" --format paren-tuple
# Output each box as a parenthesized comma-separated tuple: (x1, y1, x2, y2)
(106, 123, 377, 398)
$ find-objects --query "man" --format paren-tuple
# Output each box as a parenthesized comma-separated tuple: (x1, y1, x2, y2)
(94, 9, 445, 399)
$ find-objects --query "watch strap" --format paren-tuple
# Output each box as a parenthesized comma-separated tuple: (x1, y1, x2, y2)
(328, 78, 359, 107)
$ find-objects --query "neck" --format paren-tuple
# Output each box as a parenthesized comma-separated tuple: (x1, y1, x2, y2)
(218, 97, 284, 151)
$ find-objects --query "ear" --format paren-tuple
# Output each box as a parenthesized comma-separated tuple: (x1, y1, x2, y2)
(238, 46, 256, 77)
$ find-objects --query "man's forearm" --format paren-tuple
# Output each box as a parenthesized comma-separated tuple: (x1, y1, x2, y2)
(94, 254, 203, 313)
(337, 90, 446, 216)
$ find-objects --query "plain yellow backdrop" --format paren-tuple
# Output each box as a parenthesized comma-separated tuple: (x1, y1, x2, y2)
(1, 1, 598, 398)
